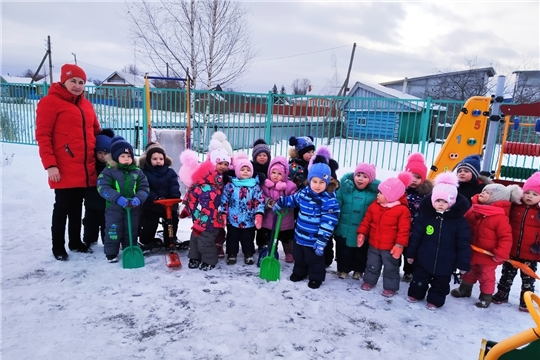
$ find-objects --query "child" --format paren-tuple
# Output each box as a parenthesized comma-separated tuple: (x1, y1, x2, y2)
(258, 156, 297, 261)
(357, 172, 412, 297)
(453, 155, 492, 205)
(83, 128, 114, 249)
(288, 135, 315, 190)
(251, 139, 271, 183)
(451, 183, 522, 308)
(98, 136, 149, 263)
(334, 163, 380, 280)
(406, 172, 472, 309)
(220, 153, 266, 265)
(402, 152, 433, 282)
(138, 142, 181, 251)
(183, 147, 230, 271)
(273, 155, 340, 289)
(493, 172, 540, 312)
(307, 146, 340, 267)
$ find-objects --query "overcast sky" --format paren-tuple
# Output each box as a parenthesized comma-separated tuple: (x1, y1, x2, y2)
(1, 1, 539, 94)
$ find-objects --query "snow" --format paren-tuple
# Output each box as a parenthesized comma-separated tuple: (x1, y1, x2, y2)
(1, 142, 535, 360)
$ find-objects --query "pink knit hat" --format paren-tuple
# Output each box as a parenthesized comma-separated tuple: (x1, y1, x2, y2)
(431, 172, 459, 208)
(523, 172, 540, 195)
(354, 163, 376, 183)
(405, 153, 428, 183)
(378, 172, 413, 202)
(233, 152, 253, 178)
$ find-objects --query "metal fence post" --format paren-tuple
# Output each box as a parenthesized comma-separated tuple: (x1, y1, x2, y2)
(419, 96, 431, 154)
(264, 91, 273, 143)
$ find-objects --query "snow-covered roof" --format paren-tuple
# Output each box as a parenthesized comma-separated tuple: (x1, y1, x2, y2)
(343, 80, 445, 111)
(380, 67, 497, 86)
(0, 75, 38, 84)
(101, 71, 152, 87)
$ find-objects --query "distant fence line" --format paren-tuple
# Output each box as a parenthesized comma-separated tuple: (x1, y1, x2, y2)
(1, 82, 470, 172)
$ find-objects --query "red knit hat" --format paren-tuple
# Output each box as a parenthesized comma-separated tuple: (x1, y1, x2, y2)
(60, 64, 87, 83)
(405, 153, 427, 183)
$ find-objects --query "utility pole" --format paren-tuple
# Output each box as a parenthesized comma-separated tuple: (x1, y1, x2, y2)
(166, 63, 169, 77)
(338, 42, 356, 97)
(72, 53, 77, 65)
(31, 35, 53, 84)
(47, 36, 53, 84)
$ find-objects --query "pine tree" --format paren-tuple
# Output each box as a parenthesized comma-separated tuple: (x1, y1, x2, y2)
(280, 85, 286, 94)
(272, 84, 278, 94)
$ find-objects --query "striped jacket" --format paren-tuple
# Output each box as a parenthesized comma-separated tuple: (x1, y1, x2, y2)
(279, 187, 340, 248)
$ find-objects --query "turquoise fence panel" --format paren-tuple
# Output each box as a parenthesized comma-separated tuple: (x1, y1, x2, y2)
(8, 83, 525, 174)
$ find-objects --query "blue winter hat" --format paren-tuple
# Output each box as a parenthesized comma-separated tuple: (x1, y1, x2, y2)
(289, 136, 315, 157)
(110, 136, 134, 162)
(308, 155, 331, 186)
(454, 155, 481, 181)
(95, 128, 114, 153)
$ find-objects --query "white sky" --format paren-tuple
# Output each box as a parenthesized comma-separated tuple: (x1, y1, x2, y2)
(1, 1, 539, 93)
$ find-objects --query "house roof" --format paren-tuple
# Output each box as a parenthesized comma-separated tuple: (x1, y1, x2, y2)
(379, 67, 497, 86)
(0, 75, 38, 84)
(102, 71, 151, 87)
(343, 80, 444, 111)
(512, 70, 540, 74)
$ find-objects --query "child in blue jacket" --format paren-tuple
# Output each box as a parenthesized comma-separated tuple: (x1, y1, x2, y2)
(220, 153, 265, 265)
(406, 172, 471, 309)
(273, 155, 340, 289)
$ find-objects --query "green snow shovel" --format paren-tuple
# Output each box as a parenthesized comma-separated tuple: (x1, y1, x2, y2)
(259, 209, 286, 281)
(123, 206, 145, 269)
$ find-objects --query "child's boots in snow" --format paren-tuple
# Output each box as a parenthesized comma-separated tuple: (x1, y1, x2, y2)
(475, 292, 493, 308)
(451, 281, 473, 298)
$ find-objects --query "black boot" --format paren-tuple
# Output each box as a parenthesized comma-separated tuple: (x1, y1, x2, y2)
(476, 293, 493, 308)
(308, 280, 322, 289)
(290, 273, 305, 282)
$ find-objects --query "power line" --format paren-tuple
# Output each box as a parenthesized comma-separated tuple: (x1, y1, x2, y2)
(253, 44, 351, 63)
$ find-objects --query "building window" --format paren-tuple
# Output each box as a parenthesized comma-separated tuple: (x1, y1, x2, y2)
(357, 117, 367, 126)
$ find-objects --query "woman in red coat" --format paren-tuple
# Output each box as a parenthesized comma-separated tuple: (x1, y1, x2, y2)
(36, 64, 101, 261)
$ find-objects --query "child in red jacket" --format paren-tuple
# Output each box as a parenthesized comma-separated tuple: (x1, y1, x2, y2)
(451, 183, 523, 308)
(357, 172, 412, 297)
(493, 172, 540, 312)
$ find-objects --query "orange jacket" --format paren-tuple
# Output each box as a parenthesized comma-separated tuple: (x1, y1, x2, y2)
(357, 194, 411, 250)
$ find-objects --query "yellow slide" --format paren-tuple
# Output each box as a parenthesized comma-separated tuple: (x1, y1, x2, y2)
(428, 96, 492, 180)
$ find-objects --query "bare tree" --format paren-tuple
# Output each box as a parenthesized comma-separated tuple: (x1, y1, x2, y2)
(124, 0, 256, 89)
(20, 69, 45, 81)
(291, 78, 312, 95)
(122, 64, 141, 75)
(425, 58, 494, 101)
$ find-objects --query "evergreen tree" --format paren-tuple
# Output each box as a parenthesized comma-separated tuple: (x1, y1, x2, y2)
(280, 85, 286, 94)
(272, 84, 278, 94)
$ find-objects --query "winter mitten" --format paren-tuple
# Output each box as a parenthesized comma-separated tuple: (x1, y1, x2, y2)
(191, 222, 205, 237)
(272, 202, 282, 213)
(179, 205, 191, 219)
(221, 214, 227, 227)
(407, 258, 414, 264)
(116, 196, 129, 208)
(356, 234, 365, 247)
(390, 244, 404, 259)
(313, 238, 326, 257)
(255, 214, 263, 229)
(266, 198, 276, 209)
(131, 197, 141, 208)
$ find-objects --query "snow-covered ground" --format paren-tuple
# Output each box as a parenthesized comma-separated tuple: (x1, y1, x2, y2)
(1, 142, 535, 360)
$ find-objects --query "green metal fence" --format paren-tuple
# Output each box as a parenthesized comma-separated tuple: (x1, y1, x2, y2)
(1, 82, 471, 172)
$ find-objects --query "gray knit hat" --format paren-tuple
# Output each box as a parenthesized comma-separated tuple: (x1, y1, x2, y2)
(483, 184, 523, 204)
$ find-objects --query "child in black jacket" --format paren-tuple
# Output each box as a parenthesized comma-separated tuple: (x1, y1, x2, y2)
(138, 142, 181, 250)
(406, 172, 471, 310)
(83, 128, 115, 249)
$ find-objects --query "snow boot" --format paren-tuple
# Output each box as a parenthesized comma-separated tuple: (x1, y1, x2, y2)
(188, 259, 201, 269)
(475, 293, 492, 308)
(308, 280, 322, 289)
(492, 290, 509, 304)
(290, 273, 305, 282)
(450, 281, 473, 298)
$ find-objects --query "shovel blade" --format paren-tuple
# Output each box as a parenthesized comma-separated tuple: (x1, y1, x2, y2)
(166, 251, 182, 268)
(122, 247, 145, 269)
(259, 257, 281, 281)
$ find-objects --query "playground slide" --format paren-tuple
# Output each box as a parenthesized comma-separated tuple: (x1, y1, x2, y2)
(428, 96, 492, 180)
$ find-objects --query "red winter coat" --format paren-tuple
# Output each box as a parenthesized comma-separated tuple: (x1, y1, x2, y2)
(509, 203, 540, 261)
(465, 195, 513, 266)
(357, 194, 411, 250)
(36, 83, 101, 189)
